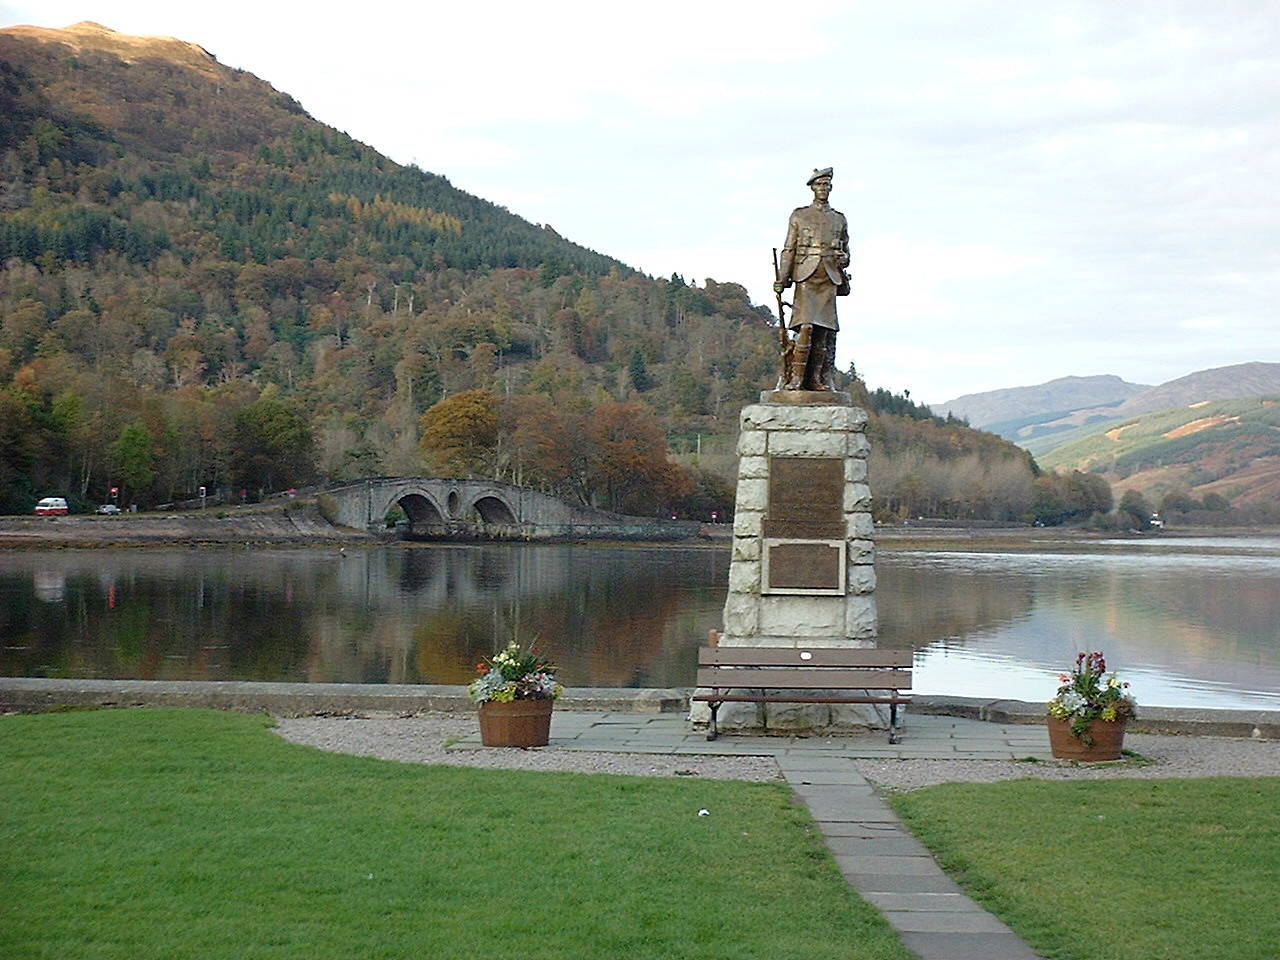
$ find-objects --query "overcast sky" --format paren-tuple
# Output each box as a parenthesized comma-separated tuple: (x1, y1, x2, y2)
(4, 0, 1278, 403)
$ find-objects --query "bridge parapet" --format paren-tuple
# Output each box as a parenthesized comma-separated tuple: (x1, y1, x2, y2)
(322, 477, 700, 542)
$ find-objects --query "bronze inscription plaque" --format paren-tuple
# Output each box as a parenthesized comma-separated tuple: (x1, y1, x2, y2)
(764, 456, 844, 539)
(765, 540, 843, 592)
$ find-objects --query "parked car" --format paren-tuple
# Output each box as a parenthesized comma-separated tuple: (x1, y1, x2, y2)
(96, 504, 121, 515)
(35, 497, 69, 516)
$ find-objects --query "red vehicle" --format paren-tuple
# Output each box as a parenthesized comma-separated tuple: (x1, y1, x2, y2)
(35, 497, 69, 516)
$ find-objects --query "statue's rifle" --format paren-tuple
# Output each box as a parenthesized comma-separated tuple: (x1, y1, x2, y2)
(772, 247, 793, 387)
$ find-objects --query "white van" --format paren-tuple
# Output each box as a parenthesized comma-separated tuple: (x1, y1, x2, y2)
(34, 497, 69, 516)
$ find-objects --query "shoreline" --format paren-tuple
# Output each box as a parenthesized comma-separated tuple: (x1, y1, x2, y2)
(2, 509, 1274, 551)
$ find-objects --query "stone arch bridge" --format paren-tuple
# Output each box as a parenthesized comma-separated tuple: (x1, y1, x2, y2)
(322, 477, 699, 542)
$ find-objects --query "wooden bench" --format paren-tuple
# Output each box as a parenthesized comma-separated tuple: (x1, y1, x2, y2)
(693, 647, 912, 742)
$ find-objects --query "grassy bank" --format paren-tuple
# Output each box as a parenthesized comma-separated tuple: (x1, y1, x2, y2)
(0, 709, 910, 960)
(892, 777, 1280, 960)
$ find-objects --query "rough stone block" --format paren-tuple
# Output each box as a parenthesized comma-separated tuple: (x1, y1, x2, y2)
(734, 478, 768, 512)
(688, 698, 711, 724)
(759, 595, 846, 635)
(844, 457, 868, 482)
(848, 432, 871, 457)
(743, 404, 856, 433)
(849, 539, 875, 564)
(731, 536, 760, 562)
(768, 432, 846, 458)
(722, 592, 759, 635)
(765, 701, 832, 730)
(738, 455, 769, 479)
(845, 594, 879, 639)
(721, 633, 778, 647)
(734, 509, 763, 538)
(847, 563, 877, 596)
(736, 430, 766, 457)
(830, 701, 888, 730)
(844, 482, 872, 512)
(728, 559, 761, 594)
(715, 700, 764, 730)
(790, 636, 874, 648)
(846, 513, 875, 539)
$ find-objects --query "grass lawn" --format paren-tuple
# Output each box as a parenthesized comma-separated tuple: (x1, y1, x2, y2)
(0, 709, 912, 960)
(892, 777, 1280, 960)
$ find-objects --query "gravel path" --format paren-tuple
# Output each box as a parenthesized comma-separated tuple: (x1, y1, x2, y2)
(860, 732, 1280, 791)
(274, 715, 1280, 788)
(273, 714, 782, 782)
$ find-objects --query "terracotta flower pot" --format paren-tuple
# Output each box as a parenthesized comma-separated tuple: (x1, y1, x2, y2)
(478, 699, 554, 747)
(1047, 716, 1127, 761)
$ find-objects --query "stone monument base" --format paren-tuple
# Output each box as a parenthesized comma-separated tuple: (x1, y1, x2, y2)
(690, 398, 886, 736)
(689, 697, 887, 735)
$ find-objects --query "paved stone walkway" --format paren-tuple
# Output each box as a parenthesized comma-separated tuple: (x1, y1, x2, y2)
(453, 712, 1049, 960)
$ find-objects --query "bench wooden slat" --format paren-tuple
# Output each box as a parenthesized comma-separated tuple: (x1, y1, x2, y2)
(696, 667, 912, 689)
(699, 647, 912, 668)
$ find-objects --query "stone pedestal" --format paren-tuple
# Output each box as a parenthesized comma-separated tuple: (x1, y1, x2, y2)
(692, 397, 883, 733)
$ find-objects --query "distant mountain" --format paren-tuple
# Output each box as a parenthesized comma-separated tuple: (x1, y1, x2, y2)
(936, 375, 1147, 435)
(1036, 395, 1280, 514)
(1113, 362, 1280, 419)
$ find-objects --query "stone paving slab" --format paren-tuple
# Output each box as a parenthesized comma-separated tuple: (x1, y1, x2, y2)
(826, 835, 931, 857)
(862, 892, 981, 912)
(897, 931, 1044, 960)
(835, 854, 943, 877)
(885, 910, 1010, 934)
(844, 873, 967, 895)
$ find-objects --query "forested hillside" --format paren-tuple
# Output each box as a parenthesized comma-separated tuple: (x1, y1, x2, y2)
(0, 21, 1052, 524)
(1038, 396, 1280, 522)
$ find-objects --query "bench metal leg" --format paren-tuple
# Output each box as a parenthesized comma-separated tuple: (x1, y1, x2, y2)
(889, 703, 900, 744)
(707, 702, 720, 741)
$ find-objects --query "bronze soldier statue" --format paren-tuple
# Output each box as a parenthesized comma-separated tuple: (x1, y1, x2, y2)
(773, 167, 849, 391)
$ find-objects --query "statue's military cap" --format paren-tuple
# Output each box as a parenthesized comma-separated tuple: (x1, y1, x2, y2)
(807, 166, 833, 185)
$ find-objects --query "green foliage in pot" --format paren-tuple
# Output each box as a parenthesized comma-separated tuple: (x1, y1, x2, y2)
(468, 641, 562, 703)
(1047, 651, 1136, 744)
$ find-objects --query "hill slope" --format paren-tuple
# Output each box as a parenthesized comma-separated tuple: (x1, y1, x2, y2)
(0, 21, 1041, 523)
(1114, 362, 1280, 419)
(936, 374, 1146, 430)
(1037, 395, 1280, 513)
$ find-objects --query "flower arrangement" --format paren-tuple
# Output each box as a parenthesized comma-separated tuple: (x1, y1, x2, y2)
(468, 641, 562, 704)
(1047, 651, 1136, 743)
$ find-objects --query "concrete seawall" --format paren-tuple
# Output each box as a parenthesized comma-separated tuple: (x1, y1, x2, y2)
(2, 678, 1276, 739)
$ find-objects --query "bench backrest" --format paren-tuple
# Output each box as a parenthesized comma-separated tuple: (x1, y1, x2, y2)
(697, 646, 912, 691)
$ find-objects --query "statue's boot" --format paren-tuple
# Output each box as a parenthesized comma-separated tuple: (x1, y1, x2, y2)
(784, 339, 810, 390)
(817, 340, 837, 390)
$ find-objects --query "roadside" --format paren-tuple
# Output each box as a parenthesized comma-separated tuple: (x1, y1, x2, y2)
(0, 499, 375, 548)
(4, 505, 1271, 550)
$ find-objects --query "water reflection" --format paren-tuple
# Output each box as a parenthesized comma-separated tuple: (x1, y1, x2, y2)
(893, 549, 1280, 708)
(2, 538, 1278, 708)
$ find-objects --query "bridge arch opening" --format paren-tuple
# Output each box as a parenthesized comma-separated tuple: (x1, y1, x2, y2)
(447, 489, 460, 518)
(472, 495, 517, 524)
(398, 493, 444, 526)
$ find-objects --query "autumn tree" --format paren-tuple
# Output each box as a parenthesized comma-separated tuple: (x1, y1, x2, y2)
(418, 389, 500, 477)
(111, 422, 155, 505)
(230, 392, 315, 496)
(588, 401, 693, 514)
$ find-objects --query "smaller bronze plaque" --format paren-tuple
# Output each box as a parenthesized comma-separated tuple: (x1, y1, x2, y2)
(763, 539, 845, 594)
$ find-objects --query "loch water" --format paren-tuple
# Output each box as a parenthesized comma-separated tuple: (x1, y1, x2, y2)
(2, 537, 1279, 709)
